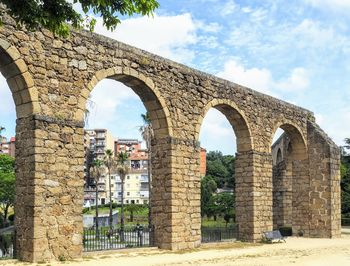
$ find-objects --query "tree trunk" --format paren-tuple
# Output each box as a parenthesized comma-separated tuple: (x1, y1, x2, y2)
(130, 210, 134, 222)
(120, 174, 125, 241)
(95, 183, 99, 239)
(108, 167, 113, 231)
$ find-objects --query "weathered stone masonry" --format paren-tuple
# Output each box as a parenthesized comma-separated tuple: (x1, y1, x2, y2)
(0, 12, 341, 262)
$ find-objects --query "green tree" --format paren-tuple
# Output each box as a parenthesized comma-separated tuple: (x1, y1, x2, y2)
(221, 155, 235, 188)
(0, 0, 160, 37)
(0, 126, 5, 137)
(206, 158, 229, 188)
(124, 203, 144, 222)
(90, 158, 104, 239)
(201, 175, 217, 218)
(116, 151, 129, 240)
(139, 112, 153, 233)
(341, 138, 350, 217)
(206, 192, 234, 223)
(0, 154, 15, 228)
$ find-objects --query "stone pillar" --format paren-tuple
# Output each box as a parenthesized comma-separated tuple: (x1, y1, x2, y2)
(307, 122, 341, 238)
(292, 158, 310, 236)
(15, 116, 36, 261)
(235, 150, 273, 242)
(15, 115, 85, 262)
(151, 136, 201, 250)
(273, 160, 292, 229)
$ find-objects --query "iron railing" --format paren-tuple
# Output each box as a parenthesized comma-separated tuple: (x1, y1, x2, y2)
(201, 225, 238, 243)
(83, 225, 153, 252)
(342, 218, 350, 226)
(0, 226, 15, 259)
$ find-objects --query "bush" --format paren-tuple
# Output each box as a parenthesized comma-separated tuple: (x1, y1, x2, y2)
(8, 214, 14, 222)
(279, 226, 292, 236)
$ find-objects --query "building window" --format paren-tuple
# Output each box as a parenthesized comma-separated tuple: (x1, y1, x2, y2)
(127, 176, 130, 179)
(136, 200, 139, 203)
(126, 200, 129, 203)
(127, 192, 130, 196)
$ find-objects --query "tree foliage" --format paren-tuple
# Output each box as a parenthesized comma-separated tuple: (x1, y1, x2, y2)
(206, 151, 235, 189)
(124, 203, 144, 222)
(201, 151, 235, 221)
(0, 154, 15, 227)
(341, 143, 350, 216)
(0, 0, 159, 37)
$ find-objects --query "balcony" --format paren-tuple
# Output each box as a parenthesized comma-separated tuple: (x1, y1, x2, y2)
(140, 191, 149, 198)
(140, 175, 148, 182)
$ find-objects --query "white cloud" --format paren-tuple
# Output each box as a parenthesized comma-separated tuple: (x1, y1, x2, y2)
(0, 75, 15, 114)
(196, 21, 222, 33)
(276, 68, 309, 92)
(316, 109, 350, 146)
(94, 13, 198, 63)
(305, 0, 350, 12)
(217, 60, 274, 95)
(217, 60, 310, 96)
(220, 0, 238, 16)
(293, 19, 338, 49)
(199, 108, 237, 154)
(86, 79, 139, 128)
(315, 113, 325, 125)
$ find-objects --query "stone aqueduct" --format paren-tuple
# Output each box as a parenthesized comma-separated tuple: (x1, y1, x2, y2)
(0, 13, 341, 262)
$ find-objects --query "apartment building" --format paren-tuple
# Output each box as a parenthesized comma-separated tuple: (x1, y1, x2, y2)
(84, 129, 115, 207)
(84, 135, 206, 207)
(0, 136, 15, 157)
(114, 138, 150, 204)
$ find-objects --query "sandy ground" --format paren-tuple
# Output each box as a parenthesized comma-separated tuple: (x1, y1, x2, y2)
(2, 233, 350, 266)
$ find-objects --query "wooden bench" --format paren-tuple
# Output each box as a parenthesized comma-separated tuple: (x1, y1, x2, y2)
(263, 230, 286, 243)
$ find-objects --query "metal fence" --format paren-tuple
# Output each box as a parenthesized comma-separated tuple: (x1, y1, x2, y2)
(0, 226, 15, 259)
(201, 225, 238, 243)
(342, 218, 350, 226)
(83, 225, 153, 252)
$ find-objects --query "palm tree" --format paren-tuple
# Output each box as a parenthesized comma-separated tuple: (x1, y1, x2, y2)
(139, 112, 154, 242)
(90, 159, 103, 239)
(104, 149, 116, 232)
(0, 126, 5, 140)
(116, 151, 130, 241)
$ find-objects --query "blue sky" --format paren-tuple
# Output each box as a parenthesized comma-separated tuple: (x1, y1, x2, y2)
(1, 0, 350, 154)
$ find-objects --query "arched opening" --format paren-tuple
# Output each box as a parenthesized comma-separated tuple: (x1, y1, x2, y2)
(0, 53, 16, 260)
(197, 100, 252, 243)
(0, 43, 38, 260)
(271, 123, 309, 236)
(80, 70, 171, 252)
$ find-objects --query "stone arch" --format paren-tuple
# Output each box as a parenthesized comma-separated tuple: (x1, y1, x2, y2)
(276, 148, 282, 164)
(0, 39, 40, 118)
(271, 122, 310, 234)
(196, 99, 253, 152)
(271, 122, 307, 160)
(75, 66, 173, 138)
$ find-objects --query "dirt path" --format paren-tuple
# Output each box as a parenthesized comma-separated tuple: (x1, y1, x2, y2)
(2, 235, 350, 266)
